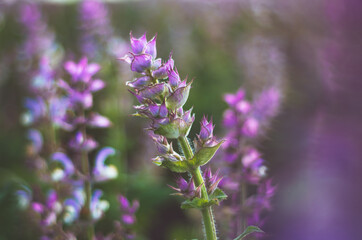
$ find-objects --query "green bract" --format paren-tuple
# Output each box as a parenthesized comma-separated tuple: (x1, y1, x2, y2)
(154, 118, 193, 139)
(233, 226, 264, 240)
(153, 157, 189, 173)
(180, 188, 227, 209)
(166, 81, 192, 110)
(189, 141, 224, 167)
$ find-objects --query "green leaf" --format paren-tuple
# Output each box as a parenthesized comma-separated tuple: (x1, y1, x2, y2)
(155, 118, 193, 139)
(209, 188, 227, 201)
(189, 141, 224, 167)
(181, 197, 218, 209)
(160, 159, 189, 173)
(233, 226, 264, 240)
(166, 81, 192, 110)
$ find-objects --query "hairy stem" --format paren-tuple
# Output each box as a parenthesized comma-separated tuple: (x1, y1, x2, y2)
(240, 181, 247, 232)
(80, 117, 94, 240)
(178, 136, 217, 240)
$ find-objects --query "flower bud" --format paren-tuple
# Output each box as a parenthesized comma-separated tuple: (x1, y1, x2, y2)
(126, 76, 152, 89)
(152, 55, 174, 79)
(144, 34, 157, 59)
(130, 32, 147, 54)
(203, 169, 222, 194)
(165, 80, 192, 110)
(199, 116, 214, 141)
(51, 152, 75, 181)
(169, 177, 201, 199)
(137, 83, 168, 101)
(93, 147, 118, 182)
(130, 54, 152, 73)
(242, 117, 259, 137)
(87, 113, 112, 128)
(168, 68, 181, 87)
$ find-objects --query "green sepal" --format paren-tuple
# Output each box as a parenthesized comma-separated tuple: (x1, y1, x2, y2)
(181, 197, 218, 210)
(209, 188, 227, 202)
(152, 156, 189, 173)
(165, 81, 192, 110)
(155, 118, 193, 139)
(233, 226, 264, 240)
(160, 159, 189, 173)
(189, 140, 224, 166)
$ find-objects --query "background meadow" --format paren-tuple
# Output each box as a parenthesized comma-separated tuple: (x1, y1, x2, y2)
(1, 0, 362, 239)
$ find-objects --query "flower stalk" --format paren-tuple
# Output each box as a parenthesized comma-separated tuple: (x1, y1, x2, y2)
(121, 32, 225, 240)
(179, 136, 217, 240)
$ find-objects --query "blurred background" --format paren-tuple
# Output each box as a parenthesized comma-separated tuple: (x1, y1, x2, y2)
(1, 0, 362, 239)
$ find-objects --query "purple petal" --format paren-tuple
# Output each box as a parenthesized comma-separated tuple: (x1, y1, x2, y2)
(86, 63, 100, 76)
(57, 78, 71, 91)
(119, 195, 130, 209)
(176, 177, 189, 191)
(222, 109, 237, 127)
(64, 61, 79, 79)
(242, 117, 259, 137)
(70, 91, 93, 109)
(152, 58, 162, 69)
(144, 34, 157, 59)
(119, 53, 133, 64)
(159, 102, 168, 118)
(88, 79, 105, 92)
(236, 100, 251, 114)
(93, 147, 116, 176)
(46, 190, 58, 210)
(168, 68, 180, 87)
(51, 152, 75, 177)
(87, 113, 111, 128)
(138, 83, 167, 100)
(130, 32, 147, 54)
(225, 152, 238, 163)
(148, 103, 160, 116)
(130, 54, 152, 73)
(242, 148, 261, 167)
(253, 87, 281, 120)
(32, 202, 44, 213)
(224, 89, 245, 106)
(126, 76, 152, 89)
(27, 129, 43, 154)
(199, 116, 214, 140)
(122, 214, 135, 225)
(24, 98, 46, 123)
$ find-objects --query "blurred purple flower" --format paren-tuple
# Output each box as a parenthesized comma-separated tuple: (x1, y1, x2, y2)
(93, 147, 118, 182)
(119, 195, 139, 226)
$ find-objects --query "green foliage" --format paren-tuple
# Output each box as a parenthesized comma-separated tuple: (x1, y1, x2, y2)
(209, 188, 227, 202)
(154, 118, 193, 139)
(233, 226, 264, 240)
(180, 188, 227, 209)
(154, 157, 189, 173)
(181, 197, 217, 210)
(189, 141, 224, 167)
(166, 81, 192, 110)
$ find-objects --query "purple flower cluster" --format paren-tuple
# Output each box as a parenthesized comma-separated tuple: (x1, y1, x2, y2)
(121, 33, 196, 140)
(22, 58, 69, 129)
(19, 55, 137, 239)
(119, 195, 139, 226)
(121, 32, 225, 172)
(220, 87, 280, 236)
(17, 2, 62, 71)
(121, 32, 225, 240)
(79, 0, 113, 58)
(121, 32, 199, 144)
(79, 0, 127, 59)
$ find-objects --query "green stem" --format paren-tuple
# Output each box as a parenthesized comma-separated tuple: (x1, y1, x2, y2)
(178, 136, 217, 240)
(80, 123, 94, 240)
(240, 181, 247, 232)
